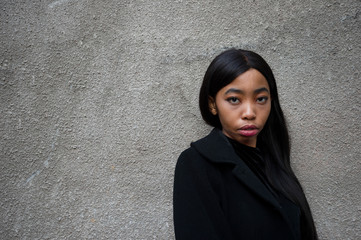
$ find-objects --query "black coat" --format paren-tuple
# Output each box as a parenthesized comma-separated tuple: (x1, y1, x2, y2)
(173, 128, 301, 240)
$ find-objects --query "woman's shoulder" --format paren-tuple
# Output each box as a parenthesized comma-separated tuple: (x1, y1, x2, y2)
(175, 131, 217, 170)
(176, 128, 237, 168)
(177, 129, 218, 159)
(176, 144, 207, 169)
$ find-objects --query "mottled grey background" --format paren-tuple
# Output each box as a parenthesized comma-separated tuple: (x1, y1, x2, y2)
(1, 0, 360, 239)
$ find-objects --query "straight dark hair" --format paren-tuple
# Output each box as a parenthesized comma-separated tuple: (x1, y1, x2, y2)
(199, 48, 318, 240)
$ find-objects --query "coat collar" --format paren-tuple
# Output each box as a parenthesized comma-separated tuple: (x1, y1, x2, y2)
(191, 128, 282, 210)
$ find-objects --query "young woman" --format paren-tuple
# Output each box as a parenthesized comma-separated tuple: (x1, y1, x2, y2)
(173, 49, 318, 240)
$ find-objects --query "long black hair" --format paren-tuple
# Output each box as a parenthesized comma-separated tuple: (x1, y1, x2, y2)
(199, 48, 318, 240)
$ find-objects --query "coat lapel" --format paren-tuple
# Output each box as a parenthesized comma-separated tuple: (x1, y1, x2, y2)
(192, 128, 282, 210)
(232, 164, 299, 240)
(232, 163, 282, 209)
(192, 128, 298, 239)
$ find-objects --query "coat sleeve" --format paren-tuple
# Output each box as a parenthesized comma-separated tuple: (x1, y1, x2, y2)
(173, 148, 234, 240)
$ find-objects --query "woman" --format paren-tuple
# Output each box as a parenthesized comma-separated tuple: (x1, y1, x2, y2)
(173, 49, 317, 240)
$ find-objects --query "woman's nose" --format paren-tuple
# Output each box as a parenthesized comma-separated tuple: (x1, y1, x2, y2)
(241, 103, 256, 120)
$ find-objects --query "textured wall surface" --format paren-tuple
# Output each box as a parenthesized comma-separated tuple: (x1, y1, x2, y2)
(1, 0, 360, 239)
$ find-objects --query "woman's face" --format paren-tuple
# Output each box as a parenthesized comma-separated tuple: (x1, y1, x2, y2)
(209, 68, 271, 147)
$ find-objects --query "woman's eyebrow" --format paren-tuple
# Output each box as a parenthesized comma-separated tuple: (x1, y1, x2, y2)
(254, 87, 269, 94)
(224, 88, 243, 95)
(224, 87, 269, 95)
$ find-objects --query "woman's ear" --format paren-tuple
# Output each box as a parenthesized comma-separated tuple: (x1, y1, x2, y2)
(208, 97, 217, 115)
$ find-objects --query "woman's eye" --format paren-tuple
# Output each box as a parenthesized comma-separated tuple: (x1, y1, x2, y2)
(256, 96, 268, 103)
(227, 97, 240, 104)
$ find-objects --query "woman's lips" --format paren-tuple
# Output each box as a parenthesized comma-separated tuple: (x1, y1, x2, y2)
(238, 125, 259, 137)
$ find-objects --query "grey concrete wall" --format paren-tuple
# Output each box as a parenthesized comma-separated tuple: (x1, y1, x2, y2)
(1, 0, 360, 239)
